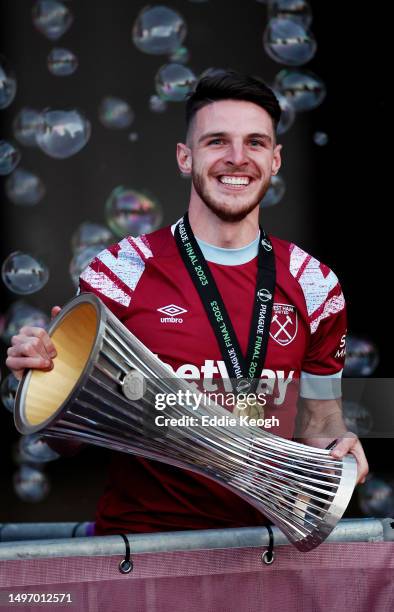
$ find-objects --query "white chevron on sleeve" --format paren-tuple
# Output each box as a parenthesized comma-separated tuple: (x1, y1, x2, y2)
(310, 293, 345, 334)
(130, 236, 153, 259)
(95, 238, 149, 292)
(290, 245, 341, 317)
(80, 266, 131, 306)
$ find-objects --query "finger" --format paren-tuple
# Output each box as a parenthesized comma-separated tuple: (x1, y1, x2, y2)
(51, 306, 61, 319)
(330, 436, 369, 484)
(7, 339, 53, 366)
(11, 334, 27, 346)
(330, 433, 358, 459)
(7, 337, 52, 364)
(18, 326, 57, 359)
(349, 442, 369, 484)
(6, 354, 53, 372)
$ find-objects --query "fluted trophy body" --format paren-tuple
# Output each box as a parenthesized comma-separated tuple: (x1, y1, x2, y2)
(14, 293, 357, 551)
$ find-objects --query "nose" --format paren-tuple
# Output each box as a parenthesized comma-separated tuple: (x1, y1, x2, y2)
(224, 141, 249, 168)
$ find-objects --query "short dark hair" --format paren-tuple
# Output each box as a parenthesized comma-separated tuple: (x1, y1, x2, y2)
(185, 68, 281, 139)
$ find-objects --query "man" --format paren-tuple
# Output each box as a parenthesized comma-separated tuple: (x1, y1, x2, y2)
(6, 70, 369, 535)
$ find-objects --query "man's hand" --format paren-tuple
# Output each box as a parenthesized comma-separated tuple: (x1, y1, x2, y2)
(6, 305, 86, 456)
(5, 305, 61, 380)
(329, 432, 369, 485)
(295, 397, 369, 485)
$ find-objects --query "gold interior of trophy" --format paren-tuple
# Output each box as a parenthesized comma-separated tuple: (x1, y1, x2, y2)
(24, 302, 98, 426)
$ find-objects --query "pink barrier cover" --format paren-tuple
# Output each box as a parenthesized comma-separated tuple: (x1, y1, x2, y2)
(1, 542, 394, 611)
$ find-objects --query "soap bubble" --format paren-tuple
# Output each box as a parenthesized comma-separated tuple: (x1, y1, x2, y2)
(149, 94, 167, 113)
(342, 401, 373, 437)
(19, 434, 60, 464)
(106, 186, 163, 238)
(0, 141, 21, 176)
(1, 252, 49, 295)
(47, 47, 78, 76)
(71, 222, 113, 253)
(1, 374, 19, 413)
(128, 132, 139, 142)
(32, 0, 73, 40)
(35, 109, 91, 158)
(344, 335, 379, 377)
(1, 301, 49, 344)
(313, 131, 328, 146)
(69, 244, 108, 288)
(274, 69, 326, 112)
(267, 0, 313, 27)
(155, 63, 197, 102)
(274, 89, 296, 134)
(169, 46, 190, 64)
(98, 97, 134, 129)
(263, 18, 317, 66)
(132, 5, 186, 55)
(261, 174, 286, 207)
(13, 465, 50, 502)
(358, 476, 394, 517)
(13, 108, 44, 147)
(5, 168, 46, 206)
(0, 55, 17, 109)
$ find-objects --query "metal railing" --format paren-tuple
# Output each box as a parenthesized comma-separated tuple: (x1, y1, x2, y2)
(0, 518, 393, 561)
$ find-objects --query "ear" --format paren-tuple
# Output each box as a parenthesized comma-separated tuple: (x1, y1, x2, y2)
(271, 143, 282, 176)
(176, 142, 192, 175)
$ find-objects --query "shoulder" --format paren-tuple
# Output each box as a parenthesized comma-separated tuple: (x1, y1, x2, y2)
(270, 235, 345, 334)
(79, 225, 173, 309)
(82, 225, 173, 278)
(99, 225, 172, 264)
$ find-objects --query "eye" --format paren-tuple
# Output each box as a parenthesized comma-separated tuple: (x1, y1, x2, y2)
(249, 139, 263, 147)
(208, 138, 224, 145)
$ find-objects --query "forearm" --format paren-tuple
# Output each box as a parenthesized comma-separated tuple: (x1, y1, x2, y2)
(295, 398, 348, 449)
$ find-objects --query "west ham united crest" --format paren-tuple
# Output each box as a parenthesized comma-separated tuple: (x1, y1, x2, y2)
(270, 304, 298, 346)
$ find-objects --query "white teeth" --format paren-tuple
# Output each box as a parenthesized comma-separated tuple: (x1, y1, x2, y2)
(219, 176, 250, 186)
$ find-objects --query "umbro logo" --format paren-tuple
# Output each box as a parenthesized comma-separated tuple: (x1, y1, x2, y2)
(157, 304, 187, 324)
(157, 304, 187, 316)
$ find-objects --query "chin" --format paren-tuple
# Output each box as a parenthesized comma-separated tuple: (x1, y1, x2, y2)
(192, 173, 266, 222)
(204, 198, 260, 223)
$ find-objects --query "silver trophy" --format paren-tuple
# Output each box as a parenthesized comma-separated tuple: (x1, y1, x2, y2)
(14, 293, 357, 551)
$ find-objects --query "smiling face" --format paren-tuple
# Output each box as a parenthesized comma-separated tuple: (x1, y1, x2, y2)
(177, 99, 282, 222)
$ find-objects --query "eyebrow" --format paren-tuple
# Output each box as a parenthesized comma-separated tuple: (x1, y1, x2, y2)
(198, 131, 273, 145)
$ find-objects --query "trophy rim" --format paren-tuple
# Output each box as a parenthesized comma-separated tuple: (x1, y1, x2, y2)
(14, 292, 106, 435)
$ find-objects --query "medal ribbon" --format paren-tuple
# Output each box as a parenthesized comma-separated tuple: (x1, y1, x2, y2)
(174, 213, 276, 394)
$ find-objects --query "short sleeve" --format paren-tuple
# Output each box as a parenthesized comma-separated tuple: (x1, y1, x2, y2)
(292, 248, 347, 399)
(300, 303, 347, 399)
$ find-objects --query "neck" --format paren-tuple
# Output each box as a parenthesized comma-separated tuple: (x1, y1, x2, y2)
(188, 197, 260, 248)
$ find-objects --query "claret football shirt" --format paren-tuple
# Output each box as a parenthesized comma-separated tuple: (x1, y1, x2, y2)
(79, 220, 347, 535)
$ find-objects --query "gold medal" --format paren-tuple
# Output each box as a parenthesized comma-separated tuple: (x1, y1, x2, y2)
(233, 394, 265, 420)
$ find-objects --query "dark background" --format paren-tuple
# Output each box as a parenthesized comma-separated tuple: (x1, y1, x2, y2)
(0, 0, 389, 523)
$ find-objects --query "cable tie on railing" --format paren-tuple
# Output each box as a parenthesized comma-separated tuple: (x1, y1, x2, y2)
(118, 533, 133, 574)
(71, 522, 83, 537)
(261, 524, 275, 565)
